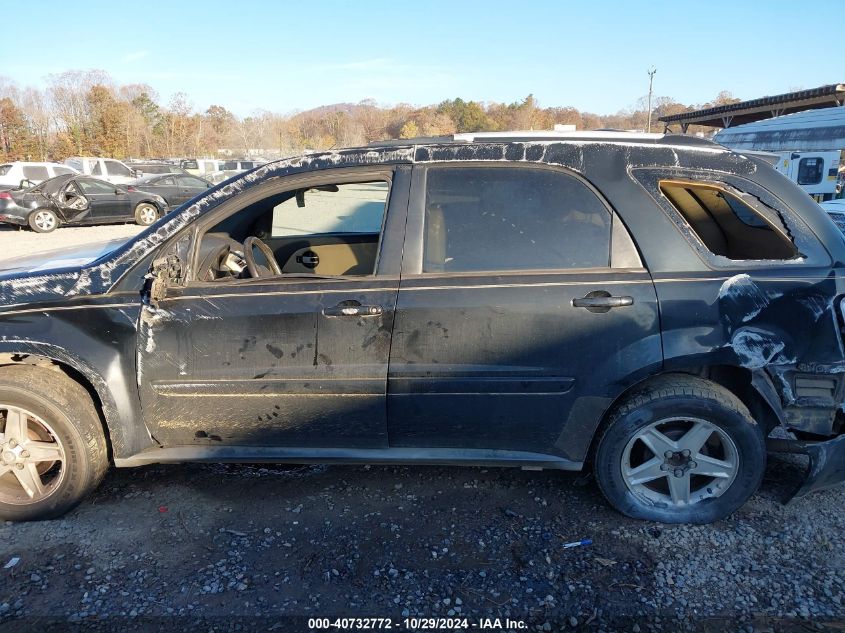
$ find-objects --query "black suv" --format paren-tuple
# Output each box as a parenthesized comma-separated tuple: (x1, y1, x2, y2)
(1, 132, 843, 524)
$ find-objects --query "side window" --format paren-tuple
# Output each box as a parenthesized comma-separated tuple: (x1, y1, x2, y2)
(22, 165, 49, 180)
(105, 160, 131, 177)
(797, 157, 824, 185)
(91, 161, 102, 176)
(177, 175, 206, 188)
(159, 176, 176, 186)
(0, 165, 11, 176)
(422, 167, 611, 273)
(659, 180, 798, 260)
(53, 166, 75, 176)
(77, 179, 116, 194)
(271, 182, 389, 237)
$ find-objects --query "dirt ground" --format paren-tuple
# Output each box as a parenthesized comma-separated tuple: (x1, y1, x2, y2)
(0, 225, 843, 631)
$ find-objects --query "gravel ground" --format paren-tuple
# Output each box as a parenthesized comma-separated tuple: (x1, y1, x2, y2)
(0, 225, 843, 631)
(0, 223, 142, 264)
(0, 454, 843, 632)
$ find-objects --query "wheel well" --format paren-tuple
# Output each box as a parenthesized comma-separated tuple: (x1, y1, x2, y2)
(0, 353, 114, 464)
(587, 366, 781, 464)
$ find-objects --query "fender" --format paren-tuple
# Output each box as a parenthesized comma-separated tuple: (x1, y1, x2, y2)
(0, 338, 154, 459)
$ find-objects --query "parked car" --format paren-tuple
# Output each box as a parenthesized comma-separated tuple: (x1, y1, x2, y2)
(0, 161, 78, 189)
(821, 199, 845, 234)
(64, 157, 137, 185)
(0, 174, 167, 232)
(1, 132, 844, 523)
(179, 158, 222, 178)
(128, 173, 211, 208)
(126, 162, 188, 177)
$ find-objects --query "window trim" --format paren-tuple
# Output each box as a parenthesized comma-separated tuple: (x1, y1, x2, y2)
(401, 162, 643, 277)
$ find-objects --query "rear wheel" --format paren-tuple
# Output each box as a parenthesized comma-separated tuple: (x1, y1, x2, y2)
(134, 203, 158, 226)
(0, 365, 108, 521)
(593, 375, 766, 524)
(28, 209, 59, 233)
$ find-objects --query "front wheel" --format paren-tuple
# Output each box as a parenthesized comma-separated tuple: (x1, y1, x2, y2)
(134, 203, 159, 226)
(594, 375, 766, 524)
(0, 365, 108, 521)
(28, 209, 59, 233)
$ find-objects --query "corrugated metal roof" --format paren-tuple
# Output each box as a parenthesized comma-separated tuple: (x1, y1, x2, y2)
(659, 84, 845, 129)
(713, 108, 845, 151)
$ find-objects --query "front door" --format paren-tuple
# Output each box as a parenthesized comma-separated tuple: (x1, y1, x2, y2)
(388, 164, 662, 461)
(136, 166, 410, 449)
(76, 178, 130, 221)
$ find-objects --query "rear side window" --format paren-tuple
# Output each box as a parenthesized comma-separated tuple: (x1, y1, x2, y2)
(797, 157, 824, 185)
(423, 167, 611, 273)
(53, 166, 74, 176)
(0, 165, 12, 176)
(659, 180, 797, 260)
(22, 166, 49, 180)
(91, 162, 102, 175)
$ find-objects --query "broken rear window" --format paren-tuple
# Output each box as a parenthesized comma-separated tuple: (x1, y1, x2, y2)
(659, 180, 798, 260)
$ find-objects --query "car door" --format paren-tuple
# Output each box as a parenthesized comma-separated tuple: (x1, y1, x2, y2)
(150, 176, 179, 206)
(76, 178, 130, 221)
(135, 165, 411, 449)
(176, 175, 209, 206)
(387, 164, 662, 462)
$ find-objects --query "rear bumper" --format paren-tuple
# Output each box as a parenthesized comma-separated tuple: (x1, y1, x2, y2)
(767, 435, 845, 500)
(0, 213, 26, 226)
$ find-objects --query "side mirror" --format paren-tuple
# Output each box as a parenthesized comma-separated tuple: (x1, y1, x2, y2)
(19, 179, 36, 189)
(115, 188, 125, 195)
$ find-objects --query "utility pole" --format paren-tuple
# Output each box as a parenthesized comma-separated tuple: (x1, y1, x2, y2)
(646, 67, 657, 133)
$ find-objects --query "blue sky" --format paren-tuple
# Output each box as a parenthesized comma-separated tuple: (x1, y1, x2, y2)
(4, 0, 840, 116)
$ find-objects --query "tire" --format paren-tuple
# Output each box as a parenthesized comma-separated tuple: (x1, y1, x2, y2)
(593, 375, 766, 524)
(134, 203, 159, 226)
(0, 365, 108, 521)
(28, 208, 59, 233)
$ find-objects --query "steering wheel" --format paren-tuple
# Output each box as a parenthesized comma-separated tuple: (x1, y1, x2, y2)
(243, 236, 282, 278)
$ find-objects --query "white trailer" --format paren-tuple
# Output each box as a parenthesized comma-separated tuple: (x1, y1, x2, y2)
(714, 107, 845, 201)
(772, 150, 841, 201)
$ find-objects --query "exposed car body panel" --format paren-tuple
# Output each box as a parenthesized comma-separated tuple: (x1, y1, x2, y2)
(0, 138, 842, 497)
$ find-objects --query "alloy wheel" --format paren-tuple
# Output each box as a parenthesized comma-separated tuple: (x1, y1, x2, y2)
(33, 211, 56, 232)
(621, 417, 739, 507)
(0, 405, 66, 505)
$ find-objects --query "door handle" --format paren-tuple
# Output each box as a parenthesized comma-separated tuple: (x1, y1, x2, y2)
(572, 291, 634, 313)
(323, 301, 383, 317)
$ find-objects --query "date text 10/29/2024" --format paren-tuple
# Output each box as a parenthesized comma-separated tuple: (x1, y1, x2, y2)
(308, 618, 528, 630)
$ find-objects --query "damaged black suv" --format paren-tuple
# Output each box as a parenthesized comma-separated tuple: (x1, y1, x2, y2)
(1, 131, 844, 524)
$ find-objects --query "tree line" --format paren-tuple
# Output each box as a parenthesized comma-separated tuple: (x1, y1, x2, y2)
(0, 70, 740, 162)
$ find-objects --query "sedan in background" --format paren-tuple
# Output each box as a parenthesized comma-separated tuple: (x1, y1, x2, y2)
(128, 173, 212, 209)
(0, 174, 167, 232)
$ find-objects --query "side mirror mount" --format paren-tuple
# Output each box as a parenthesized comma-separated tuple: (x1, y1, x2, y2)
(296, 189, 305, 208)
(145, 254, 183, 308)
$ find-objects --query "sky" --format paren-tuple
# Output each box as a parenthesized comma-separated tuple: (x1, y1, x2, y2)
(4, 0, 840, 117)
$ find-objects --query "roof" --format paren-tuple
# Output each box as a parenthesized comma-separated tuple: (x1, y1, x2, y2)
(713, 107, 845, 151)
(659, 84, 845, 129)
(368, 130, 719, 148)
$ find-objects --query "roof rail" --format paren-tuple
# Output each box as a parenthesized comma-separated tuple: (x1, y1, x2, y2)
(367, 130, 722, 148)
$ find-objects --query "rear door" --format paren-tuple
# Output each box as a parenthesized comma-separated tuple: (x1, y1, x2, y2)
(388, 164, 661, 462)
